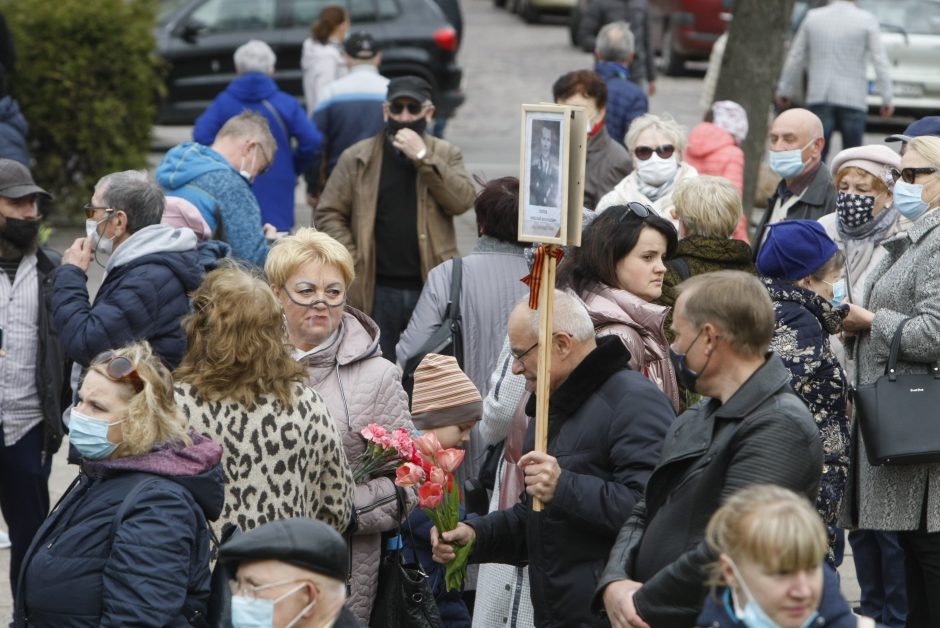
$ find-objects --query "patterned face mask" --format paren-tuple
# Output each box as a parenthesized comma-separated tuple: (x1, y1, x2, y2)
(836, 192, 878, 228)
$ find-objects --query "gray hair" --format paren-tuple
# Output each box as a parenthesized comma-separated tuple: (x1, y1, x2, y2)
(522, 290, 595, 342)
(95, 170, 165, 232)
(217, 110, 277, 157)
(625, 113, 688, 154)
(596, 22, 635, 62)
(234, 40, 276, 74)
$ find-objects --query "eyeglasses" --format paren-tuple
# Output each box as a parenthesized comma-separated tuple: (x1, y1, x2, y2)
(891, 167, 938, 184)
(256, 143, 273, 177)
(510, 340, 539, 363)
(92, 350, 144, 392)
(633, 144, 675, 161)
(617, 201, 653, 222)
(83, 203, 114, 219)
(230, 578, 309, 600)
(387, 100, 426, 115)
(282, 284, 346, 308)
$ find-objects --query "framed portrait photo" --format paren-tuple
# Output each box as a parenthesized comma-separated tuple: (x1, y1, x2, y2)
(519, 104, 587, 246)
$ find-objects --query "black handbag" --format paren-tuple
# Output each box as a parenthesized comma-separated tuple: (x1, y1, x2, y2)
(854, 318, 940, 465)
(402, 257, 464, 398)
(370, 491, 443, 628)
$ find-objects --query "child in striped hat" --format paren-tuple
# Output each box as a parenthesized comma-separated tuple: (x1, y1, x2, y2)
(404, 353, 481, 626)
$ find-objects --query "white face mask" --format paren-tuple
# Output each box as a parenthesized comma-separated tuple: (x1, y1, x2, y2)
(85, 217, 114, 255)
(636, 153, 679, 187)
(238, 145, 259, 183)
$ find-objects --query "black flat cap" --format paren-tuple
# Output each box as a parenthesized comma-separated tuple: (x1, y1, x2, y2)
(219, 518, 349, 582)
(387, 76, 433, 104)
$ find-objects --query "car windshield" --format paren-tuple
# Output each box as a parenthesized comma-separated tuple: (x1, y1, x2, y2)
(858, 0, 940, 35)
(157, 0, 192, 26)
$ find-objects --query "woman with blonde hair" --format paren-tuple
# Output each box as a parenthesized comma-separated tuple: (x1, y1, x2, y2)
(697, 484, 873, 628)
(174, 264, 353, 539)
(596, 113, 699, 228)
(266, 228, 415, 624)
(15, 342, 224, 626)
(301, 5, 350, 114)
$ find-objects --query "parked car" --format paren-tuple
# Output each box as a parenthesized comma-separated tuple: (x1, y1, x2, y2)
(648, 0, 729, 75)
(506, 0, 576, 25)
(155, 0, 464, 125)
(859, 0, 940, 117)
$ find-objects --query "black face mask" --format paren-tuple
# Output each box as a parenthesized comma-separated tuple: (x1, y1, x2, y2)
(1, 217, 41, 249)
(669, 329, 710, 393)
(386, 118, 428, 137)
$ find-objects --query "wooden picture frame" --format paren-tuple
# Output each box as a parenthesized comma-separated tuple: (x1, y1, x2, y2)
(518, 104, 587, 246)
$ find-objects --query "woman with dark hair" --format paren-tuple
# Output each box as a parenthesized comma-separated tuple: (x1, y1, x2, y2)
(559, 202, 680, 411)
(301, 5, 350, 114)
(397, 176, 529, 395)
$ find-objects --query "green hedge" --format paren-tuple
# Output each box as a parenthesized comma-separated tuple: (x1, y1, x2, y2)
(1, 0, 163, 222)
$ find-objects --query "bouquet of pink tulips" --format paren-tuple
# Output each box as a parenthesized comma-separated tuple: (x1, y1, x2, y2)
(353, 423, 416, 483)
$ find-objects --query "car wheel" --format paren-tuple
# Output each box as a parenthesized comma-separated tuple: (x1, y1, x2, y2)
(660, 27, 686, 76)
(569, 6, 581, 46)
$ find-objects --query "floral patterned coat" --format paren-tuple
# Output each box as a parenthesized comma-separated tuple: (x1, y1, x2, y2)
(763, 278, 849, 531)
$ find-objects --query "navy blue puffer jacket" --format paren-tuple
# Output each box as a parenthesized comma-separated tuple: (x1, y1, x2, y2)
(51, 225, 203, 369)
(14, 432, 224, 627)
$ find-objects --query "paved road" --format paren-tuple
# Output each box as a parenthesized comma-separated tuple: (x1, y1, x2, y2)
(4, 0, 901, 619)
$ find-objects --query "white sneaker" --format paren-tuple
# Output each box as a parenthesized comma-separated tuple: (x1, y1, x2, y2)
(0, 530, 10, 549)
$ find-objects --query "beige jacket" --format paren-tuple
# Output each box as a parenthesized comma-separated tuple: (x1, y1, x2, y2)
(300, 307, 417, 623)
(315, 132, 476, 314)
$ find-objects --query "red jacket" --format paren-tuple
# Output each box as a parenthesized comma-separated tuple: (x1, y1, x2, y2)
(683, 122, 749, 242)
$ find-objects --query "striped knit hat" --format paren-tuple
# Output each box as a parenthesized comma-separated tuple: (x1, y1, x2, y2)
(411, 354, 482, 429)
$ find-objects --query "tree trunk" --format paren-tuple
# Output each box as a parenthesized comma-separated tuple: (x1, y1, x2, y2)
(713, 0, 796, 227)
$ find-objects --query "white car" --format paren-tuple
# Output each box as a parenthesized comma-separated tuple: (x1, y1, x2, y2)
(860, 0, 940, 116)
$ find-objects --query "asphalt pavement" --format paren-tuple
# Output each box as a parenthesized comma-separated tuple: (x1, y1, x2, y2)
(3, 0, 900, 618)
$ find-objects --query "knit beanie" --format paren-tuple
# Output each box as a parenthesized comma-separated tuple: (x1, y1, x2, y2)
(757, 220, 838, 280)
(410, 354, 482, 429)
(711, 100, 748, 145)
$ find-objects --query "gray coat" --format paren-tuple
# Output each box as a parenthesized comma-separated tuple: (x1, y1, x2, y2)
(842, 208, 940, 533)
(585, 126, 632, 210)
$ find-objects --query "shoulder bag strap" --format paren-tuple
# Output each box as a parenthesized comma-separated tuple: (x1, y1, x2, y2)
(446, 257, 463, 321)
(261, 99, 288, 139)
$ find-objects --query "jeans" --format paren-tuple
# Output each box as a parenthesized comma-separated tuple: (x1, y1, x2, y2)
(849, 529, 908, 628)
(808, 103, 867, 162)
(372, 284, 422, 362)
(0, 423, 52, 602)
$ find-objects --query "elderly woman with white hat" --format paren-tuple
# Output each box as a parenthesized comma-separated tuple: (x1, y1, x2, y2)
(818, 144, 903, 306)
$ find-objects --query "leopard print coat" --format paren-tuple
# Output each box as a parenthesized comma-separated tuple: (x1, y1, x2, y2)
(175, 381, 354, 536)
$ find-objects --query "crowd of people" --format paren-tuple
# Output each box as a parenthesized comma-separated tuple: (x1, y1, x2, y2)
(3, 1, 940, 627)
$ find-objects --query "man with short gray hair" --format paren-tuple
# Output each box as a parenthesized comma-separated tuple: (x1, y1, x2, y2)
(190, 40, 322, 233)
(431, 291, 674, 627)
(593, 21, 648, 148)
(157, 110, 279, 267)
(578, 0, 656, 90)
(53, 170, 202, 369)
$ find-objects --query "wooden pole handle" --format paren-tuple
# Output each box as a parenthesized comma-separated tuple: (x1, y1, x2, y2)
(532, 249, 557, 512)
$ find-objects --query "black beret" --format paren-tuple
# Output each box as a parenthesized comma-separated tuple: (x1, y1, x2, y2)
(387, 76, 433, 104)
(219, 518, 349, 582)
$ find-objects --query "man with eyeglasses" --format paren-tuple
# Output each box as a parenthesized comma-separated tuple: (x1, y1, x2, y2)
(316, 75, 475, 360)
(156, 110, 278, 268)
(52, 170, 202, 375)
(220, 517, 363, 627)
(0, 159, 67, 612)
(431, 291, 674, 628)
(754, 108, 838, 252)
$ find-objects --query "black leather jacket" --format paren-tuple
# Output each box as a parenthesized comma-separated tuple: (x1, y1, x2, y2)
(35, 247, 68, 458)
(593, 354, 823, 628)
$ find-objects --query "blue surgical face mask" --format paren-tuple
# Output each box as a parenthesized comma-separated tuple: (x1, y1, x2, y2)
(69, 409, 124, 460)
(768, 140, 814, 179)
(893, 179, 931, 221)
(829, 278, 846, 308)
(231, 583, 313, 628)
(726, 558, 820, 628)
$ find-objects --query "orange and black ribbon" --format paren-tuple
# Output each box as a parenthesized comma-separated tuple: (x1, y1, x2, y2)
(521, 245, 565, 309)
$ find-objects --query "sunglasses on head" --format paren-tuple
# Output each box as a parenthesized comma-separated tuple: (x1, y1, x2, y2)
(617, 201, 654, 222)
(92, 350, 144, 392)
(387, 100, 425, 115)
(633, 144, 675, 161)
(891, 167, 938, 185)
